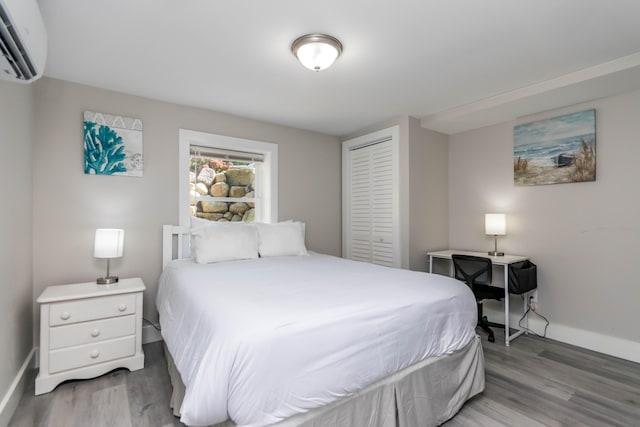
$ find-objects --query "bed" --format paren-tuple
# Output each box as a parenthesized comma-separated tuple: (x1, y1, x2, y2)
(157, 224, 484, 427)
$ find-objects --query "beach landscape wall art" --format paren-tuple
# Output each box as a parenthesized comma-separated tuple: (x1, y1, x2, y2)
(84, 110, 144, 177)
(514, 109, 596, 186)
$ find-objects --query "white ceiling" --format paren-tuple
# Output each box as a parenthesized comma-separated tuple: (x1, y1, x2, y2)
(39, 0, 640, 136)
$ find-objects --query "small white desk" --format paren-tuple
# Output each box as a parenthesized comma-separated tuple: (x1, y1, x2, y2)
(427, 250, 530, 346)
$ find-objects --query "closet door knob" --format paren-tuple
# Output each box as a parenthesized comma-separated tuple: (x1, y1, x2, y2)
(91, 329, 100, 337)
(118, 304, 127, 312)
(90, 350, 100, 359)
(60, 312, 70, 320)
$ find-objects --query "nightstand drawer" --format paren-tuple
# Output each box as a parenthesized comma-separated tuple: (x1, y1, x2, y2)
(49, 294, 136, 326)
(49, 315, 136, 349)
(49, 335, 136, 374)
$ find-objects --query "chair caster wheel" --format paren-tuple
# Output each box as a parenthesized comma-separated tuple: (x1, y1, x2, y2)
(488, 335, 495, 343)
(482, 316, 488, 322)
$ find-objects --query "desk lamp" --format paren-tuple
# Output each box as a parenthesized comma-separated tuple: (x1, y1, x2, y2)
(94, 228, 124, 284)
(485, 214, 506, 256)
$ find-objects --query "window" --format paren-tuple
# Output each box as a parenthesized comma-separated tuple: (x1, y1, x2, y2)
(179, 129, 278, 226)
(189, 147, 259, 223)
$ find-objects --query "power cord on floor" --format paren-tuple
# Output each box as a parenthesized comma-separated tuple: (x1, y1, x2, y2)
(517, 295, 550, 338)
(143, 317, 161, 331)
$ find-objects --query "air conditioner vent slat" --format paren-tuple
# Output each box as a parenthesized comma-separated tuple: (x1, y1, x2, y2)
(0, 12, 34, 79)
(0, 0, 46, 83)
(0, 32, 24, 79)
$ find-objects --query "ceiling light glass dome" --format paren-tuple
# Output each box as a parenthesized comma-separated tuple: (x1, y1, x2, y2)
(292, 34, 343, 71)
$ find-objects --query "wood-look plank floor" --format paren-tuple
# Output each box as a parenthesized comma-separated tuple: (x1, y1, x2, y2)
(445, 333, 640, 427)
(9, 333, 640, 427)
(9, 341, 182, 427)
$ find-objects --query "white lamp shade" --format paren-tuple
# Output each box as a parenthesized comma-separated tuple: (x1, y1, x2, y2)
(94, 229, 124, 258)
(485, 214, 506, 236)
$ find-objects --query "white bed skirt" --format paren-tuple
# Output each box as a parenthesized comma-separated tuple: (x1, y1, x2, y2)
(164, 335, 485, 427)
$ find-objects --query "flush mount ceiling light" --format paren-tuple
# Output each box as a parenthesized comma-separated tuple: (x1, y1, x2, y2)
(291, 34, 343, 71)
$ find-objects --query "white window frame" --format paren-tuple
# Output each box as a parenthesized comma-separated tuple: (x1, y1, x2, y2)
(179, 129, 278, 226)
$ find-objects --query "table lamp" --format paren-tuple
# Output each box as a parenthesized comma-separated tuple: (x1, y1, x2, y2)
(485, 214, 506, 256)
(94, 228, 124, 284)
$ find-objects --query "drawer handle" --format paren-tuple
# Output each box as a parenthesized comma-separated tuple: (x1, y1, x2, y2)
(118, 304, 127, 312)
(60, 312, 71, 321)
(90, 349, 100, 359)
(91, 329, 100, 337)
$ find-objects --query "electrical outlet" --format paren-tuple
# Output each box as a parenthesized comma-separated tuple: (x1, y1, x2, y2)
(529, 295, 538, 312)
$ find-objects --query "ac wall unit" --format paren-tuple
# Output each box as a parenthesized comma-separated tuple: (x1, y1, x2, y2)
(0, 0, 47, 83)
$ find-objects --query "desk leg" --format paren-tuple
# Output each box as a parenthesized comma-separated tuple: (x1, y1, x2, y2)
(524, 291, 529, 335)
(429, 256, 433, 273)
(504, 266, 510, 346)
(504, 266, 528, 346)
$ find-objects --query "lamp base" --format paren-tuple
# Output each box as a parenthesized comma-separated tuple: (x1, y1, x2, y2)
(96, 276, 119, 285)
(487, 251, 504, 257)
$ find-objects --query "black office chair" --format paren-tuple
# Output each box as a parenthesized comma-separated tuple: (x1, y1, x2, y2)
(452, 254, 504, 343)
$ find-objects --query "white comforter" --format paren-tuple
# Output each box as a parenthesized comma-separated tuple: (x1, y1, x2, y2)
(157, 253, 477, 427)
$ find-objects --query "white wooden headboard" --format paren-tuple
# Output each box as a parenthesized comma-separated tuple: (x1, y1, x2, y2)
(162, 225, 191, 270)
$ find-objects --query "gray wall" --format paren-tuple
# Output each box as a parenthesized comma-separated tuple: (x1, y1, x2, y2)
(32, 78, 342, 340)
(448, 90, 640, 353)
(408, 117, 449, 271)
(0, 81, 34, 423)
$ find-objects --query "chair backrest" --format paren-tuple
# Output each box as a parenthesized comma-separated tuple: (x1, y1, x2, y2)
(452, 254, 492, 289)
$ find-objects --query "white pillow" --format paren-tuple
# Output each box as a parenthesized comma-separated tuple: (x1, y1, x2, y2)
(280, 219, 306, 235)
(256, 222, 308, 257)
(190, 222, 259, 264)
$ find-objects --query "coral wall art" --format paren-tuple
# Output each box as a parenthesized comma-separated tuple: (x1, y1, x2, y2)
(514, 109, 595, 186)
(84, 110, 143, 177)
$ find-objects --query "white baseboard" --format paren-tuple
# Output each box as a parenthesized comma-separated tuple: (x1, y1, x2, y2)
(142, 324, 163, 344)
(483, 306, 640, 364)
(0, 348, 35, 427)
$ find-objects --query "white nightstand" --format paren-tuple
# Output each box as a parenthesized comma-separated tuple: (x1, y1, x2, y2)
(35, 277, 146, 395)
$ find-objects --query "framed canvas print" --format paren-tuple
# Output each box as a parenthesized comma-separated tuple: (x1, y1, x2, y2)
(84, 111, 143, 177)
(514, 109, 595, 186)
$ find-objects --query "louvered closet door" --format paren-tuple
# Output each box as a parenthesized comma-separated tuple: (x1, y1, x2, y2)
(370, 141, 394, 266)
(349, 147, 372, 263)
(348, 140, 395, 267)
